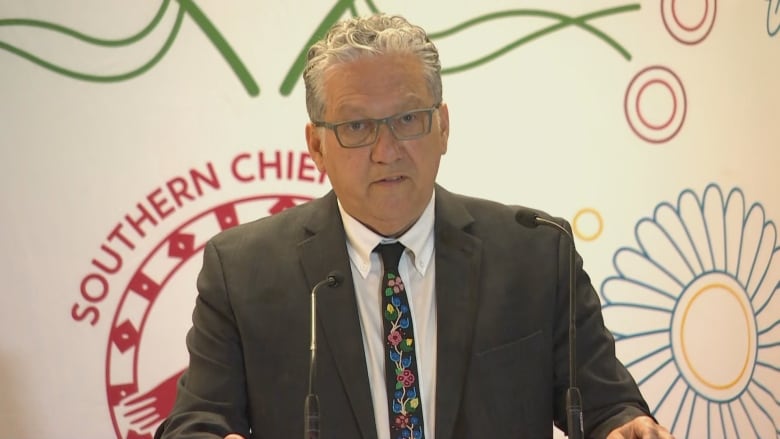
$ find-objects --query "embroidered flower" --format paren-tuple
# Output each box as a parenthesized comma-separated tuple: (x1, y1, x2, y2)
(398, 369, 416, 387)
(389, 276, 405, 293)
(394, 413, 410, 429)
(388, 330, 402, 346)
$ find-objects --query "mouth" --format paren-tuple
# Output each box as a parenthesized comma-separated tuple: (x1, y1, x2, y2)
(376, 175, 406, 183)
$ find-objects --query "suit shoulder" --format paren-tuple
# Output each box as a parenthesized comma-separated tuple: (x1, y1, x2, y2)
(208, 196, 324, 250)
(447, 191, 550, 223)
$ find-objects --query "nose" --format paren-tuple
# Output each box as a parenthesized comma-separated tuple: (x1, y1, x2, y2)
(370, 122, 401, 163)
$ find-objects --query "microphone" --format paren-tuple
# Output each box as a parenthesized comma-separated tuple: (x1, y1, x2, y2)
(515, 209, 584, 439)
(305, 271, 344, 439)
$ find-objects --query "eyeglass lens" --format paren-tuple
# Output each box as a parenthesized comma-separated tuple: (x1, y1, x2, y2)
(336, 109, 431, 147)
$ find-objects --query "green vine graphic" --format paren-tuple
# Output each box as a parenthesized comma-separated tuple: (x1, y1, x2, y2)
(0, 0, 259, 95)
(279, 1, 640, 95)
(1, 0, 638, 99)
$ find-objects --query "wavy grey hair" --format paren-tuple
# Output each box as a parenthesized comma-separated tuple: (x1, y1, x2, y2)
(303, 14, 442, 121)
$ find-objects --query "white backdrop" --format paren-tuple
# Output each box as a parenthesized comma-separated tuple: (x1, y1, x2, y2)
(1, 1, 778, 438)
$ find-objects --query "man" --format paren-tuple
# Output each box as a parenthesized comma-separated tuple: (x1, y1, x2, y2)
(157, 13, 673, 439)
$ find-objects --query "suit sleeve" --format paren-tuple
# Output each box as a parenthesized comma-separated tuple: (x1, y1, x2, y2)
(551, 220, 652, 438)
(156, 240, 251, 438)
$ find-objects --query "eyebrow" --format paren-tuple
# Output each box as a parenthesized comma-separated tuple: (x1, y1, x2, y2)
(333, 100, 429, 121)
(334, 90, 429, 114)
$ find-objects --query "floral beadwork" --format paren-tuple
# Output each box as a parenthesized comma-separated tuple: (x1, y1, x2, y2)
(383, 271, 424, 439)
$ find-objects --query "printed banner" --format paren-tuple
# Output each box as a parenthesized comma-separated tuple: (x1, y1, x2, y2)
(1, 1, 778, 437)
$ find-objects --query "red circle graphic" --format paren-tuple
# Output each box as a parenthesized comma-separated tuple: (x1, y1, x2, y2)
(661, 0, 717, 45)
(624, 66, 687, 144)
(636, 79, 677, 131)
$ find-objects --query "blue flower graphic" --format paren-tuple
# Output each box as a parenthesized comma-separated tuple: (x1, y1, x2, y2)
(600, 184, 780, 438)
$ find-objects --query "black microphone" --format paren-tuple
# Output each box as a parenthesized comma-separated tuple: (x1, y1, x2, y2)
(305, 271, 344, 439)
(515, 209, 584, 439)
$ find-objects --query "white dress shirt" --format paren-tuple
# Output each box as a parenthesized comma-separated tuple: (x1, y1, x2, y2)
(338, 196, 438, 439)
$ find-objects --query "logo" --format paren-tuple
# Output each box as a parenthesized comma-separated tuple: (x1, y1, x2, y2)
(71, 151, 327, 438)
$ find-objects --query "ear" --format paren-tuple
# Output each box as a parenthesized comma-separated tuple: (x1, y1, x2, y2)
(437, 102, 450, 155)
(306, 123, 326, 172)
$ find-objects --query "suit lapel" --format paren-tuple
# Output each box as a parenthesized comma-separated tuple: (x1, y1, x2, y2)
(298, 193, 378, 439)
(432, 187, 482, 439)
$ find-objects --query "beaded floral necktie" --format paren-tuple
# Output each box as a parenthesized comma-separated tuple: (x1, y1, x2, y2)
(375, 242, 425, 439)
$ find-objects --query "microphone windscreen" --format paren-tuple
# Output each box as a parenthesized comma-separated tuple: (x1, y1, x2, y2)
(327, 271, 344, 287)
(515, 209, 540, 229)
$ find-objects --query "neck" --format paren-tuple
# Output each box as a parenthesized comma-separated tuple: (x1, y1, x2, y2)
(361, 218, 417, 239)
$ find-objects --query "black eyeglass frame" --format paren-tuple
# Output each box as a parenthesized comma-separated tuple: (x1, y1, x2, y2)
(312, 103, 442, 148)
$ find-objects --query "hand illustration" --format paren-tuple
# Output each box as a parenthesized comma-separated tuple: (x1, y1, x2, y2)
(122, 368, 186, 432)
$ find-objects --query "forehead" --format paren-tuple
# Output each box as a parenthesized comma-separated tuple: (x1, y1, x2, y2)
(322, 53, 432, 118)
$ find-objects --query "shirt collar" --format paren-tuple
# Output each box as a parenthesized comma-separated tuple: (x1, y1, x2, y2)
(339, 195, 436, 279)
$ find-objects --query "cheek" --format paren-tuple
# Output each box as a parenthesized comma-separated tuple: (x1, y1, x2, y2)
(317, 141, 342, 171)
(324, 149, 366, 182)
(417, 147, 444, 173)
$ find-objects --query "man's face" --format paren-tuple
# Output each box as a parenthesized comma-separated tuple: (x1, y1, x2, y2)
(306, 53, 449, 237)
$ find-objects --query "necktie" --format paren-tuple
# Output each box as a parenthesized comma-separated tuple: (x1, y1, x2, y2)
(376, 242, 425, 439)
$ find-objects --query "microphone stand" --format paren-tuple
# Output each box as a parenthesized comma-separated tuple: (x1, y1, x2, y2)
(517, 211, 584, 439)
(562, 227, 583, 439)
(304, 272, 342, 439)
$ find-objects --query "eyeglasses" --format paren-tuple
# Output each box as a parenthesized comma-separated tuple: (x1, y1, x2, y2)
(312, 103, 441, 148)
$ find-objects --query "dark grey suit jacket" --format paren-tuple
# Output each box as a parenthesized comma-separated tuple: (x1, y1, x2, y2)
(158, 186, 650, 438)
